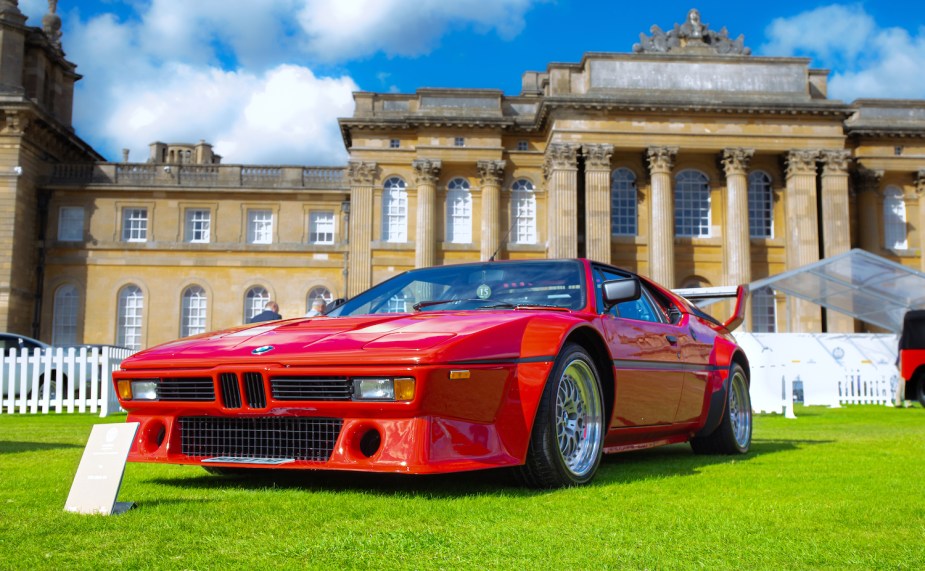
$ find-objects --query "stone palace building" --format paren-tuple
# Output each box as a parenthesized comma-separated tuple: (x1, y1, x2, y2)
(1, 3, 923, 348)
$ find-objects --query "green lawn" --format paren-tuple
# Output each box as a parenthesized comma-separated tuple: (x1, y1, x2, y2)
(1, 406, 923, 570)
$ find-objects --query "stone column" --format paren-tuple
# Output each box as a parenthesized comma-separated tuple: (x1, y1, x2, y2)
(646, 146, 678, 287)
(412, 158, 441, 269)
(346, 161, 376, 297)
(721, 148, 754, 287)
(917, 171, 925, 272)
(820, 150, 853, 332)
(543, 143, 580, 258)
(855, 167, 883, 253)
(584, 144, 614, 263)
(477, 159, 506, 261)
(784, 150, 821, 333)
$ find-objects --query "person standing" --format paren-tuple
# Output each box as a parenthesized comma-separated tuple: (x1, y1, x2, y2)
(249, 301, 281, 323)
(305, 298, 326, 317)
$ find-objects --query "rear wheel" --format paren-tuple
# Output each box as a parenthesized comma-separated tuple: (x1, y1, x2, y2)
(913, 373, 925, 407)
(691, 363, 751, 455)
(517, 344, 604, 488)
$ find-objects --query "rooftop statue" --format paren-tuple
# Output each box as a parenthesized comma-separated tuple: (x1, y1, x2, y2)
(633, 9, 751, 56)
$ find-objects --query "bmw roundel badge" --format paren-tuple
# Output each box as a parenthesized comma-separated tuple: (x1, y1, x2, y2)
(252, 345, 275, 355)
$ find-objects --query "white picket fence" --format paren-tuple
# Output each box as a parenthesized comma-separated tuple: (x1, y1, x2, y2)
(0, 346, 134, 417)
(736, 333, 901, 417)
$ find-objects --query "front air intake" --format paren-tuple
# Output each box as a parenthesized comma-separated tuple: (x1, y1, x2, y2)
(243, 372, 266, 408)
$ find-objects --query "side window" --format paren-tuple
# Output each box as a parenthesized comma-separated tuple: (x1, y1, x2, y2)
(593, 266, 664, 323)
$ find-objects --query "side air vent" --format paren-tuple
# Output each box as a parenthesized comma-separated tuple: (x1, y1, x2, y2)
(219, 373, 242, 409)
(243, 372, 266, 409)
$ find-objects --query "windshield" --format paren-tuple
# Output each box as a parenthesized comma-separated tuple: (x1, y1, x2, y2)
(329, 260, 586, 317)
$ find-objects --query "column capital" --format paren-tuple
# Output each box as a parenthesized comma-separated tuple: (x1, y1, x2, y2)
(646, 146, 678, 175)
(412, 158, 442, 185)
(854, 166, 884, 195)
(820, 149, 851, 176)
(721, 148, 754, 177)
(543, 143, 579, 180)
(916, 170, 925, 196)
(476, 159, 506, 187)
(346, 160, 377, 186)
(583, 143, 614, 170)
(785, 149, 820, 178)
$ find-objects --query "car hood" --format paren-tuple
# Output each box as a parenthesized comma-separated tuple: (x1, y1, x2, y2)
(120, 311, 575, 371)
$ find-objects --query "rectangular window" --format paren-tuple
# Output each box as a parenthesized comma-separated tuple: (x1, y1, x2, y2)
(389, 139, 400, 148)
(516, 141, 528, 151)
(751, 287, 777, 333)
(57, 206, 85, 241)
(454, 137, 465, 147)
(247, 210, 273, 244)
(121, 207, 148, 242)
(309, 211, 335, 245)
(185, 209, 211, 243)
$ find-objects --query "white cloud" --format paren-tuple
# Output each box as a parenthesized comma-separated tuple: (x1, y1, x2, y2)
(296, 0, 536, 61)
(762, 4, 925, 100)
(21, 0, 539, 164)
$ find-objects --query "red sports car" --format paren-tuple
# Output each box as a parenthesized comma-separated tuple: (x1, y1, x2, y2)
(113, 259, 751, 487)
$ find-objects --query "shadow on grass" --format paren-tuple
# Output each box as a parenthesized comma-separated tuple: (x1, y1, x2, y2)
(590, 437, 833, 486)
(143, 437, 834, 498)
(0, 440, 83, 454)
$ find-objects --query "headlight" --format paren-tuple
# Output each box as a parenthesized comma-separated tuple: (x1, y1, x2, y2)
(117, 379, 159, 400)
(352, 377, 415, 402)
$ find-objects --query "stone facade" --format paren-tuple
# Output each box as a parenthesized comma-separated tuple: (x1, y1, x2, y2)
(3, 8, 925, 347)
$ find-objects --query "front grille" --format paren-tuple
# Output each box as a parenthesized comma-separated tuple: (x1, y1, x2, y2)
(157, 378, 215, 401)
(271, 376, 352, 401)
(179, 416, 342, 461)
(219, 373, 242, 409)
(243, 372, 266, 408)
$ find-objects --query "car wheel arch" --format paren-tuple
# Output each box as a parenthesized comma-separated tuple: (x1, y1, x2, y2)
(559, 326, 615, 435)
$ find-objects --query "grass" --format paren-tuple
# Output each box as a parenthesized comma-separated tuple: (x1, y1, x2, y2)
(1, 406, 924, 570)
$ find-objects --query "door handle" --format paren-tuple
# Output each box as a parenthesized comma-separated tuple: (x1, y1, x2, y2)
(666, 335, 678, 345)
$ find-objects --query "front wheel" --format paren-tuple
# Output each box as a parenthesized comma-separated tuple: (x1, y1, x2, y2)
(913, 373, 925, 407)
(517, 344, 604, 488)
(691, 363, 752, 455)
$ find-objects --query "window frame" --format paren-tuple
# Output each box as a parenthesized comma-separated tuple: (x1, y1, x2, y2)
(382, 177, 408, 243)
(309, 211, 336, 245)
(57, 206, 85, 242)
(121, 207, 149, 243)
(246, 209, 274, 245)
(180, 285, 208, 338)
(511, 179, 537, 245)
(747, 171, 774, 239)
(446, 177, 472, 244)
(610, 168, 638, 237)
(674, 170, 711, 238)
(883, 186, 908, 250)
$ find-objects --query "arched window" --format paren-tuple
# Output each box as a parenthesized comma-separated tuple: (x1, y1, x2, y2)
(751, 287, 777, 333)
(306, 286, 333, 312)
(675, 170, 711, 237)
(244, 286, 269, 322)
(511, 179, 537, 245)
(748, 171, 773, 238)
(52, 284, 79, 346)
(446, 178, 472, 243)
(382, 177, 408, 242)
(116, 285, 144, 350)
(883, 186, 908, 249)
(181, 286, 207, 338)
(611, 168, 637, 236)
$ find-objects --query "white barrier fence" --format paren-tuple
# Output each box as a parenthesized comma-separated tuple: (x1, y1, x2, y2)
(0, 346, 134, 417)
(735, 333, 900, 416)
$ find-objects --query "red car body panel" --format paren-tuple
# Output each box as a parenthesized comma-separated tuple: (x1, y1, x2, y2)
(113, 259, 749, 475)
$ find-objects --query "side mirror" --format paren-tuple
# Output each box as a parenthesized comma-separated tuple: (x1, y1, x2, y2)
(602, 277, 641, 308)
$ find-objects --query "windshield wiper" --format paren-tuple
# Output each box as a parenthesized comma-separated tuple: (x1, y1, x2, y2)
(412, 299, 515, 311)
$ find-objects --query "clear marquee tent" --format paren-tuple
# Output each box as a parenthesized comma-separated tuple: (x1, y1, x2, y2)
(748, 249, 925, 334)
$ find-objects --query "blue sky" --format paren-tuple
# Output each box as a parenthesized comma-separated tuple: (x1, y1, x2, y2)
(18, 0, 925, 165)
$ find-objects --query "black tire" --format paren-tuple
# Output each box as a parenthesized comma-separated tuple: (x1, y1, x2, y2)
(517, 344, 605, 488)
(691, 363, 751, 455)
(914, 374, 925, 408)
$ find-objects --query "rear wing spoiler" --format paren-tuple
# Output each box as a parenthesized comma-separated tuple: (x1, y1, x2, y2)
(671, 285, 749, 332)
